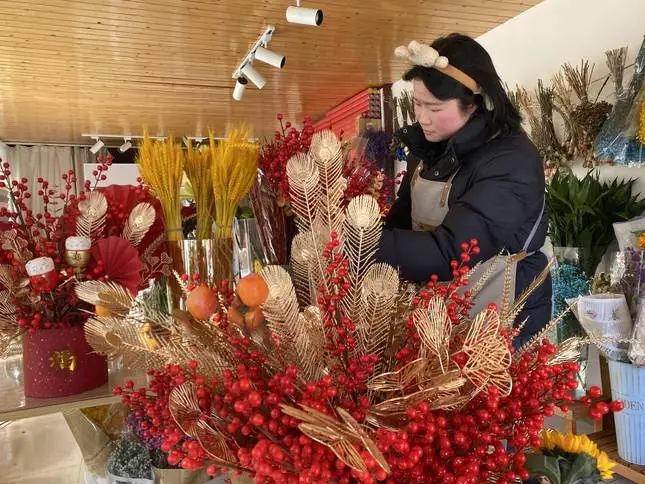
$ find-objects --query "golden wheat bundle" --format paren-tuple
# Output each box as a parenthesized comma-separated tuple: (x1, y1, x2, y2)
(137, 134, 184, 240)
(209, 127, 260, 238)
(184, 143, 215, 239)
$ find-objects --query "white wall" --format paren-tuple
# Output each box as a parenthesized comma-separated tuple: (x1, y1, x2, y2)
(478, 0, 645, 192)
(477, 0, 645, 94)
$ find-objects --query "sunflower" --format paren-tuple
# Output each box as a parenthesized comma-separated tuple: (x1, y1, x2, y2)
(540, 430, 617, 479)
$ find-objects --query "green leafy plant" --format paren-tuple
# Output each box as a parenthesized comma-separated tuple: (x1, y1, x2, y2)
(547, 169, 645, 276)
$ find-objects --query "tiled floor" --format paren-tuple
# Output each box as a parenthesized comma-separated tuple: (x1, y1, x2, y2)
(0, 413, 638, 483)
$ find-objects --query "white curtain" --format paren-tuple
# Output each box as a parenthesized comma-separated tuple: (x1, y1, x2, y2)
(0, 142, 8, 210)
(4, 145, 94, 214)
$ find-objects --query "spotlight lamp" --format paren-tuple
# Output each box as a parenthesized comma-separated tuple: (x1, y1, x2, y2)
(232, 25, 286, 99)
(233, 77, 248, 101)
(89, 138, 104, 154)
(286, 1, 323, 26)
(119, 137, 133, 152)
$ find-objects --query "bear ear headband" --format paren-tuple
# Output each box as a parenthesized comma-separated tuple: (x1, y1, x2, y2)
(395, 40, 493, 111)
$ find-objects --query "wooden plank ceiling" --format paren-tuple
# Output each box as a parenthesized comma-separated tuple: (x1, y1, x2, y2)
(0, 0, 541, 144)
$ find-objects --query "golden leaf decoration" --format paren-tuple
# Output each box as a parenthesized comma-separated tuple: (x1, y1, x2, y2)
(548, 337, 584, 365)
(368, 375, 466, 417)
(122, 202, 156, 247)
(498, 256, 515, 323)
(194, 420, 239, 466)
(461, 309, 512, 396)
(280, 404, 389, 474)
(261, 265, 300, 343)
(169, 382, 202, 438)
(413, 297, 453, 371)
(0, 264, 14, 293)
(75, 280, 134, 315)
(290, 232, 322, 307)
(343, 195, 383, 322)
(296, 306, 327, 381)
(367, 358, 428, 393)
(287, 153, 320, 233)
(76, 191, 108, 238)
(311, 130, 345, 239)
(335, 407, 391, 474)
(504, 258, 554, 329)
(356, 263, 399, 373)
(84, 316, 167, 370)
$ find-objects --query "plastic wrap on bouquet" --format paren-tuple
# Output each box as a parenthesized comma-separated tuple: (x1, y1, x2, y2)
(613, 216, 645, 252)
(608, 249, 645, 317)
(63, 404, 127, 475)
(593, 36, 645, 165)
(577, 294, 632, 361)
(629, 298, 645, 365)
(552, 247, 591, 342)
(601, 250, 645, 365)
(233, 217, 271, 280)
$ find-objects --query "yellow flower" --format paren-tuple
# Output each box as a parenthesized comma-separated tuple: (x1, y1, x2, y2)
(540, 430, 617, 480)
(638, 99, 645, 145)
(638, 231, 645, 250)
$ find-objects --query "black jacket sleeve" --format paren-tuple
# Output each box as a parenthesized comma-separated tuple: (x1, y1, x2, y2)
(376, 147, 544, 282)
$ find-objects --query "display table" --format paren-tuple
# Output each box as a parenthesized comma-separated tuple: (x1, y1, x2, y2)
(0, 354, 145, 422)
(589, 429, 645, 483)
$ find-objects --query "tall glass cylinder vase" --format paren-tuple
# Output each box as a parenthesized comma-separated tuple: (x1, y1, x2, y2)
(166, 231, 233, 309)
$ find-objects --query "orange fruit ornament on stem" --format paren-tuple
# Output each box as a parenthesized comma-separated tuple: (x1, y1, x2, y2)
(95, 305, 112, 317)
(236, 273, 269, 307)
(186, 284, 219, 321)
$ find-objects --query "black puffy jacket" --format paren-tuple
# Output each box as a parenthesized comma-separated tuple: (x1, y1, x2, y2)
(377, 112, 552, 343)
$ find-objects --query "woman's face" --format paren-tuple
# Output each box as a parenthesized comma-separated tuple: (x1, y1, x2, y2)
(412, 79, 476, 142)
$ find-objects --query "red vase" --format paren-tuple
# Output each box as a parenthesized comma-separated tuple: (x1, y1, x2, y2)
(22, 325, 108, 398)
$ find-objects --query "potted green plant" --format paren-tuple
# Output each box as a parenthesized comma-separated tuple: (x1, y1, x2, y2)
(547, 169, 645, 278)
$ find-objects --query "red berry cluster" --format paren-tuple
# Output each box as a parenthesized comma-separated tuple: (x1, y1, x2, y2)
(342, 151, 396, 216)
(259, 114, 315, 204)
(0, 160, 113, 331)
(85, 153, 113, 190)
(115, 237, 623, 483)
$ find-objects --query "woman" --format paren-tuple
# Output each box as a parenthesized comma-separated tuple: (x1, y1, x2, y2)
(378, 34, 551, 345)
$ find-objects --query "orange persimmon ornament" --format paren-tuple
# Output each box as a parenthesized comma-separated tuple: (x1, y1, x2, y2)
(186, 284, 219, 321)
(236, 273, 269, 307)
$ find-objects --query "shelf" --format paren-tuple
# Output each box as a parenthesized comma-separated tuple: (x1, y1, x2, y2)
(589, 429, 645, 483)
(0, 355, 146, 422)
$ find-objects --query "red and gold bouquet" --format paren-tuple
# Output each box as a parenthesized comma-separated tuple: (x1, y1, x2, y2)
(76, 131, 620, 483)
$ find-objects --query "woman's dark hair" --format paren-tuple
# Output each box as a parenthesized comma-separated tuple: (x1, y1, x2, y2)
(403, 33, 522, 134)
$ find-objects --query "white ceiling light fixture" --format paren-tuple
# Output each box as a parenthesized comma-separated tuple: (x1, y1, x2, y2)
(82, 133, 167, 143)
(240, 64, 266, 90)
(286, 0, 323, 26)
(232, 77, 248, 101)
(119, 137, 133, 152)
(231, 25, 283, 99)
(89, 137, 104, 154)
(254, 46, 285, 69)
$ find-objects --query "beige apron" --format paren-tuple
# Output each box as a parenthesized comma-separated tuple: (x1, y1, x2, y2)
(411, 162, 544, 317)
